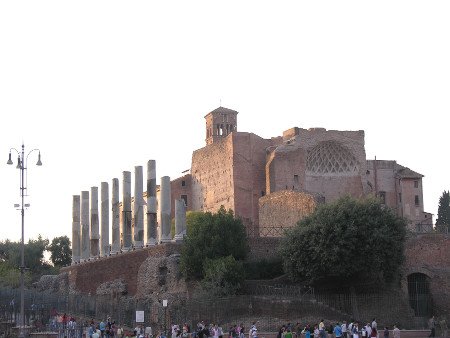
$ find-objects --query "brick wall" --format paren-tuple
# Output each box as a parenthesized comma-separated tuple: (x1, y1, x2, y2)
(247, 237, 281, 261)
(403, 233, 450, 316)
(232, 132, 272, 227)
(61, 243, 181, 296)
(170, 174, 192, 217)
(191, 136, 235, 213)
(258, 190, 317, 237)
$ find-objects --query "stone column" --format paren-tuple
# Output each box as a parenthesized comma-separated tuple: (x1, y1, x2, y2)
(174, 198, 186, 242)
(133, 166, 144, 247)
(111, 178, 120, 254)
(100, 182, 109, 257)
(146, 160, 157, 246)
(122, 171, 132, 250)
(90, 186, 100, 258)
(80, 191, 90, 261)
(72, 195, 81, 264)
(160, 176, 171, 242)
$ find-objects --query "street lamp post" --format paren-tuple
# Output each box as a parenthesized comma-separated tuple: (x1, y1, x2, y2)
(7, 143, 42, 338)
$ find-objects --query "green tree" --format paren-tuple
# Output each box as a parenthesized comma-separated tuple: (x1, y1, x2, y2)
(47, 236, 72, 267)
(280, 196, 407, 285)
(0, 235, 54, 287)
(200, 255, 245, 297)
(1, 235, 49, 274)
(435, 190, 450, 230)
(181, 206, 249, 280)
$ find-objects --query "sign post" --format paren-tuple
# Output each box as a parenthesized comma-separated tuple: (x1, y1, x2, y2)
(163, 300, 168, 336)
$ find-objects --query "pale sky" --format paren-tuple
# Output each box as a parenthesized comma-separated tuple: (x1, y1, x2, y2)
(1, 1, 449, 243)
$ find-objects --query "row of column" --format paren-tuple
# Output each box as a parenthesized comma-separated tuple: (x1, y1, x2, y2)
(71, 160, 186, 264)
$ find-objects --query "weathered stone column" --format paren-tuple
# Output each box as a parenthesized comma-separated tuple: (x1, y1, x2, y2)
(90, 186, 100, 258)
(80, 191, 90, 261)
(174, 198, 186, 242)
(160, 176, 171, 242)
(72, 195, 81, 264)
(146, 160, 157, 246)
(100, 182, 109, 257)
(111, 178, 120, 253)
(133, 166, 144, 247)
(122, 171, 132, 250)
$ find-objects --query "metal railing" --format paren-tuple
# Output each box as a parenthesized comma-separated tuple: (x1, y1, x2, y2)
(0, 285, 441, 335)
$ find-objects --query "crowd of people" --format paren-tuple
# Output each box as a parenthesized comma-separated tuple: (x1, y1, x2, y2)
(164, 320, 258, 338)
(276, 319, 401, 338)
(44, 313, 447, 338)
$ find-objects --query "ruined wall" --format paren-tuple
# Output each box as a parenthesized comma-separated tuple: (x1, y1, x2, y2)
(232, 132, 272, 227)
(266, 128, 367, 205)
(170, 174, 192, 218)
(302, 129, 367, 202)
(266, 145, 306, 194)
(366, 160, 429, 230)
(366, 160, 397, 205)
(247, 237, 281, 261)
(258, 190, 317, 237)
(61, 243, 182, 297)
(191, 135, 234, 213)
(403, 234, 450, 317)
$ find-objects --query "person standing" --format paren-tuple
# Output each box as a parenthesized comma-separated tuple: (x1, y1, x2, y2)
(383, 327, 389, 338)
(319, 320, 326, 338)
(439, 317, 447, 338)
(429, 316, 436, 338)
(334, 323, 342, 338)
(392, 325, 400, 338)
(341, 321, 348, 338)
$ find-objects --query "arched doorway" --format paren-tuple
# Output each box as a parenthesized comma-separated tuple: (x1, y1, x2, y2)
(407, 273, 432, 316)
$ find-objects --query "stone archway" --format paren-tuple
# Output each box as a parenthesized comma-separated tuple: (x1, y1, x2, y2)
(407, 272, 432, 317)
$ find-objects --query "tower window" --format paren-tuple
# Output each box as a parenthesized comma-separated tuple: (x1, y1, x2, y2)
(415, 195, 420, 206)
(294, 175, 299, 184)
(398, 193, 402, 203)
(181, 195, 188, 207)
(378, 191, 386, 205)
(414, 180, 419, 188)
(181, 180, 186, 187)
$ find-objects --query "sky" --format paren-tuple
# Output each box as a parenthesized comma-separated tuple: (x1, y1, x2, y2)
(0, 1, 449, 244)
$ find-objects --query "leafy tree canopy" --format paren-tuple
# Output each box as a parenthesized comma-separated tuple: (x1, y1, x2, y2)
(436, 190, 450, 227)
(280, 196, 407, 286)
(0, 235, 56, 287)
(47, 236, 72, 267)
(181, 206, 249, 280)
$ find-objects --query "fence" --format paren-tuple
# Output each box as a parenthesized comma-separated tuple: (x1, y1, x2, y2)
(0, 285, 438, 336)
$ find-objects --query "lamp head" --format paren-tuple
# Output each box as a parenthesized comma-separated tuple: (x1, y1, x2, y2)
(7, 152, 13, 165)
(36, 152, 42, 166)
(16, 157, 21, 169)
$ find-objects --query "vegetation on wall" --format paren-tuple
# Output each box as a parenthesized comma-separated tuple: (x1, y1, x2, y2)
(280, 196, 407, 286)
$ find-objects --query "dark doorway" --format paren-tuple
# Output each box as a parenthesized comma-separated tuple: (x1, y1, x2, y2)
(407, 273, 432, 316)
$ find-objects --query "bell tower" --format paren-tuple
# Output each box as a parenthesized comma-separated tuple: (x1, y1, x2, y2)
(204, 106, 239, 145)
